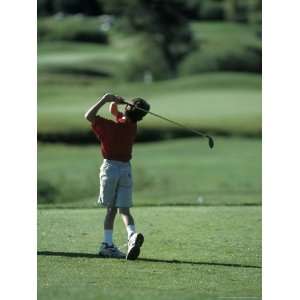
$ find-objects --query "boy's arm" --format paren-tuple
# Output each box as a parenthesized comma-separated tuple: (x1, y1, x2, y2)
(109, 95, 125, 117)
(109, 102, 119, 118)
(84, 93, 115, 123)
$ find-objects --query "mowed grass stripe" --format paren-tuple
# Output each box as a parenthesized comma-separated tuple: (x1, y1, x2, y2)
(38, 206, 261, 300)
(37, 73, 261, 134)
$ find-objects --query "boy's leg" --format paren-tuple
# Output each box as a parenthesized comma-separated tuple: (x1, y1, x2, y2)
(103, 207, 117, 245)
(97, 160, 125, 258)
(118, 207, 136, 239)
(117, 164, 143, 260)
(99, 207, 125, 259)
(119, 208, 144, 260)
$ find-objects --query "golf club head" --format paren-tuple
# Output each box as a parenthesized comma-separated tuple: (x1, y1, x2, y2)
(207, 136, 214, 149)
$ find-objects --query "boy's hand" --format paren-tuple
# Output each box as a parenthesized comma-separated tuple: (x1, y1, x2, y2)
(102, 93, 116, 102)
(114, 95, 125, 105)
(102, 94, 125, 104)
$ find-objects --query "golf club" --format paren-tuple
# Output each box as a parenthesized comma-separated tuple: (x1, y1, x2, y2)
(121, 100, 214, 149)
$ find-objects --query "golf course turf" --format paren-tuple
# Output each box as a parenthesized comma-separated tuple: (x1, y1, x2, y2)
(37, 18, 261, 299)
(38, 206, 261, 300)
(38, 138, 261, 299)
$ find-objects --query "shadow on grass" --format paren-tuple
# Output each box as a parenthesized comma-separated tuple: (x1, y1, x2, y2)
(37, 251, 261, 269)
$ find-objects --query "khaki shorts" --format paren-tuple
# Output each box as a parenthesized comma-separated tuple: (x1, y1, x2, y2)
(98, 159, 133, 208)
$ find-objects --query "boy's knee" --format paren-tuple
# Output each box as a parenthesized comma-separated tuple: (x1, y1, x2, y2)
(106, 207, 117, 216)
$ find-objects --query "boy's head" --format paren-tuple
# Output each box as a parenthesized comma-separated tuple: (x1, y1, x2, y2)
(125, 98, 150, 122)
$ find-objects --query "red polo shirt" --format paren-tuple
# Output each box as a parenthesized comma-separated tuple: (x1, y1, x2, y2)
(91, 113, 137, 162)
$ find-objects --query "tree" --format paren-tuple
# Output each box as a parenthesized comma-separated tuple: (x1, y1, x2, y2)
(38, 0, 55, 16)
(224, 0, 261, 23)
(37, 0, 103, 16)
(103, 0, 197, 76)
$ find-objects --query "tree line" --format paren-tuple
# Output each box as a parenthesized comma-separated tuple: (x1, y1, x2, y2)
(38, 0, 261, 23)
(38, 0, 261, 80)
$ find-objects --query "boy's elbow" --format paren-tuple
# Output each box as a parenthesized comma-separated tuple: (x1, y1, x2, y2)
(108, 103, 114, 114)
(84, 112, 94, 123)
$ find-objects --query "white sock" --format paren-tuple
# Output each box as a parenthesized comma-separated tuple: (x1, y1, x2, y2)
(103, 230, 113, 246)
(127, 224, 136, 239)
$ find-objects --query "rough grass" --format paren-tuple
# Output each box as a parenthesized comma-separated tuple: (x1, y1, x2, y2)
(38, 206, 261, 300)
(38, 137, 261, 207)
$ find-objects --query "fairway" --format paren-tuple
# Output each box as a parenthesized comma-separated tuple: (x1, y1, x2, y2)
(38, 207, 261, 300)
(38, 73, 261, 135)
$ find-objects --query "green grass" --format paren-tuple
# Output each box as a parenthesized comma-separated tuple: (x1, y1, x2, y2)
(37, 18, 261, 299)
(38, 137, 261, 207)
(37, 20, 260, 78)
(38, 16, 108, 43)
(38, 72, 261, 134)
(179, 22, 261, 75)
(38, 206, 261, 300)
(37, 19, 261, 135)
(191, 21, 261, 51)
(37, 41, 130, 77)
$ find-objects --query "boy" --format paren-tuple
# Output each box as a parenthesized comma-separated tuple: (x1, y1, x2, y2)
(84, 93, 150, 260)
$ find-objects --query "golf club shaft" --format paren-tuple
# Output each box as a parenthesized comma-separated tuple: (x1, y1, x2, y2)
(122, 100, 212, 140)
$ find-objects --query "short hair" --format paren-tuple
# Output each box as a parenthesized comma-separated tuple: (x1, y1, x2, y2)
(125, 98, 150, 122)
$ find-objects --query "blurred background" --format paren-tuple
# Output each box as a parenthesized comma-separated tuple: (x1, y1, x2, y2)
(37, 0, 261, 208)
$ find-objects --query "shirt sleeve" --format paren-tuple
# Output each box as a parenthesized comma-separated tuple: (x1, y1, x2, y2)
(91, 116, 110, 139)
